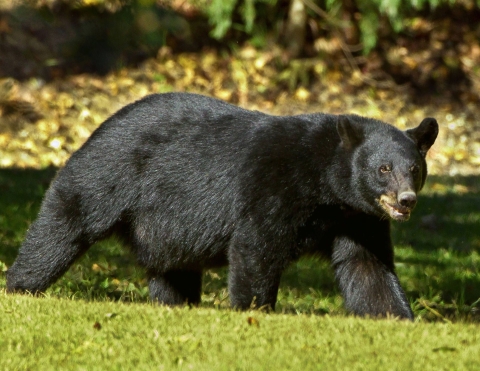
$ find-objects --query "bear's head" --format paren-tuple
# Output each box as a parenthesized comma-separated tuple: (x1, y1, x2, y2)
(336, 115, 438, 221)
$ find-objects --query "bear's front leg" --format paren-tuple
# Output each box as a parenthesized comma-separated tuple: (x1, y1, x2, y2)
(332, 217, 414, 320)
(228, 238, 284, 311)
(148, 270, 202, 306)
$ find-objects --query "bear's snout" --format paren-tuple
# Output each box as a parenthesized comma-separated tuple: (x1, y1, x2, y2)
(379, 193, 415, 221)
(398, 191, 417, 209)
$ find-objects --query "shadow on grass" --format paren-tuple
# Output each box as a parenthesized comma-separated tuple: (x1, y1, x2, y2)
(0, 169, 479, 319)
(0, 167, 56, 263)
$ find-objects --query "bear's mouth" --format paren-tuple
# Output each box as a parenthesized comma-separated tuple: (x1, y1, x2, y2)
(379, 195, 411, 221)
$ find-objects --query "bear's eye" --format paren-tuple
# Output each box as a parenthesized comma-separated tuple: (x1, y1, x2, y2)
(379, 165, 392, 173)
(410, 165, 419, 174)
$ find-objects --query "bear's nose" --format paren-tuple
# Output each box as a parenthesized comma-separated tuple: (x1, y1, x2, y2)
(398, 191, 417, 209)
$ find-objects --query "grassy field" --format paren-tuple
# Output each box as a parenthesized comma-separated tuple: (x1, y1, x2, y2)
(1, 293, 480, 371)
(0, 168, 479, 369)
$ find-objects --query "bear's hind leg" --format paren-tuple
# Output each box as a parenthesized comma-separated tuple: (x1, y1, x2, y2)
(148, 270, 202, 306)
(7, 197, 91, 293)
(7, 186, 120, 294)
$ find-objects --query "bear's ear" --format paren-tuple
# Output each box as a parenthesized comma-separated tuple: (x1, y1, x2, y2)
(336, 116, 363, 150)
(406, 118, 439, 157)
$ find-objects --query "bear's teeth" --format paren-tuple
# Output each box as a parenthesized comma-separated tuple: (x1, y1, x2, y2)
(392, 208, 408, 216)
(384, 202, 410, 218)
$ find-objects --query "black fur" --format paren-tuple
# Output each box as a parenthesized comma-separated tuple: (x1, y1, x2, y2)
(6, 93, 438, 319)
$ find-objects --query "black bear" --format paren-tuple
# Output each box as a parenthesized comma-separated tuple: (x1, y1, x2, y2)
(6, 93, 438, 319)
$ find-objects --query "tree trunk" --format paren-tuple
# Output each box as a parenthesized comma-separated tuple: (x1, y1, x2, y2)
(284, 0, 307, 59)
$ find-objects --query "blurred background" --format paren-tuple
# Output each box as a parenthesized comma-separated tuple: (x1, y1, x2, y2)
(0, 0, 479, 174)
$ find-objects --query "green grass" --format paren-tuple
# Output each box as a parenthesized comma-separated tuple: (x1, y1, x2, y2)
(0, 168, 479, 369)
(1, 293, 480, 371)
